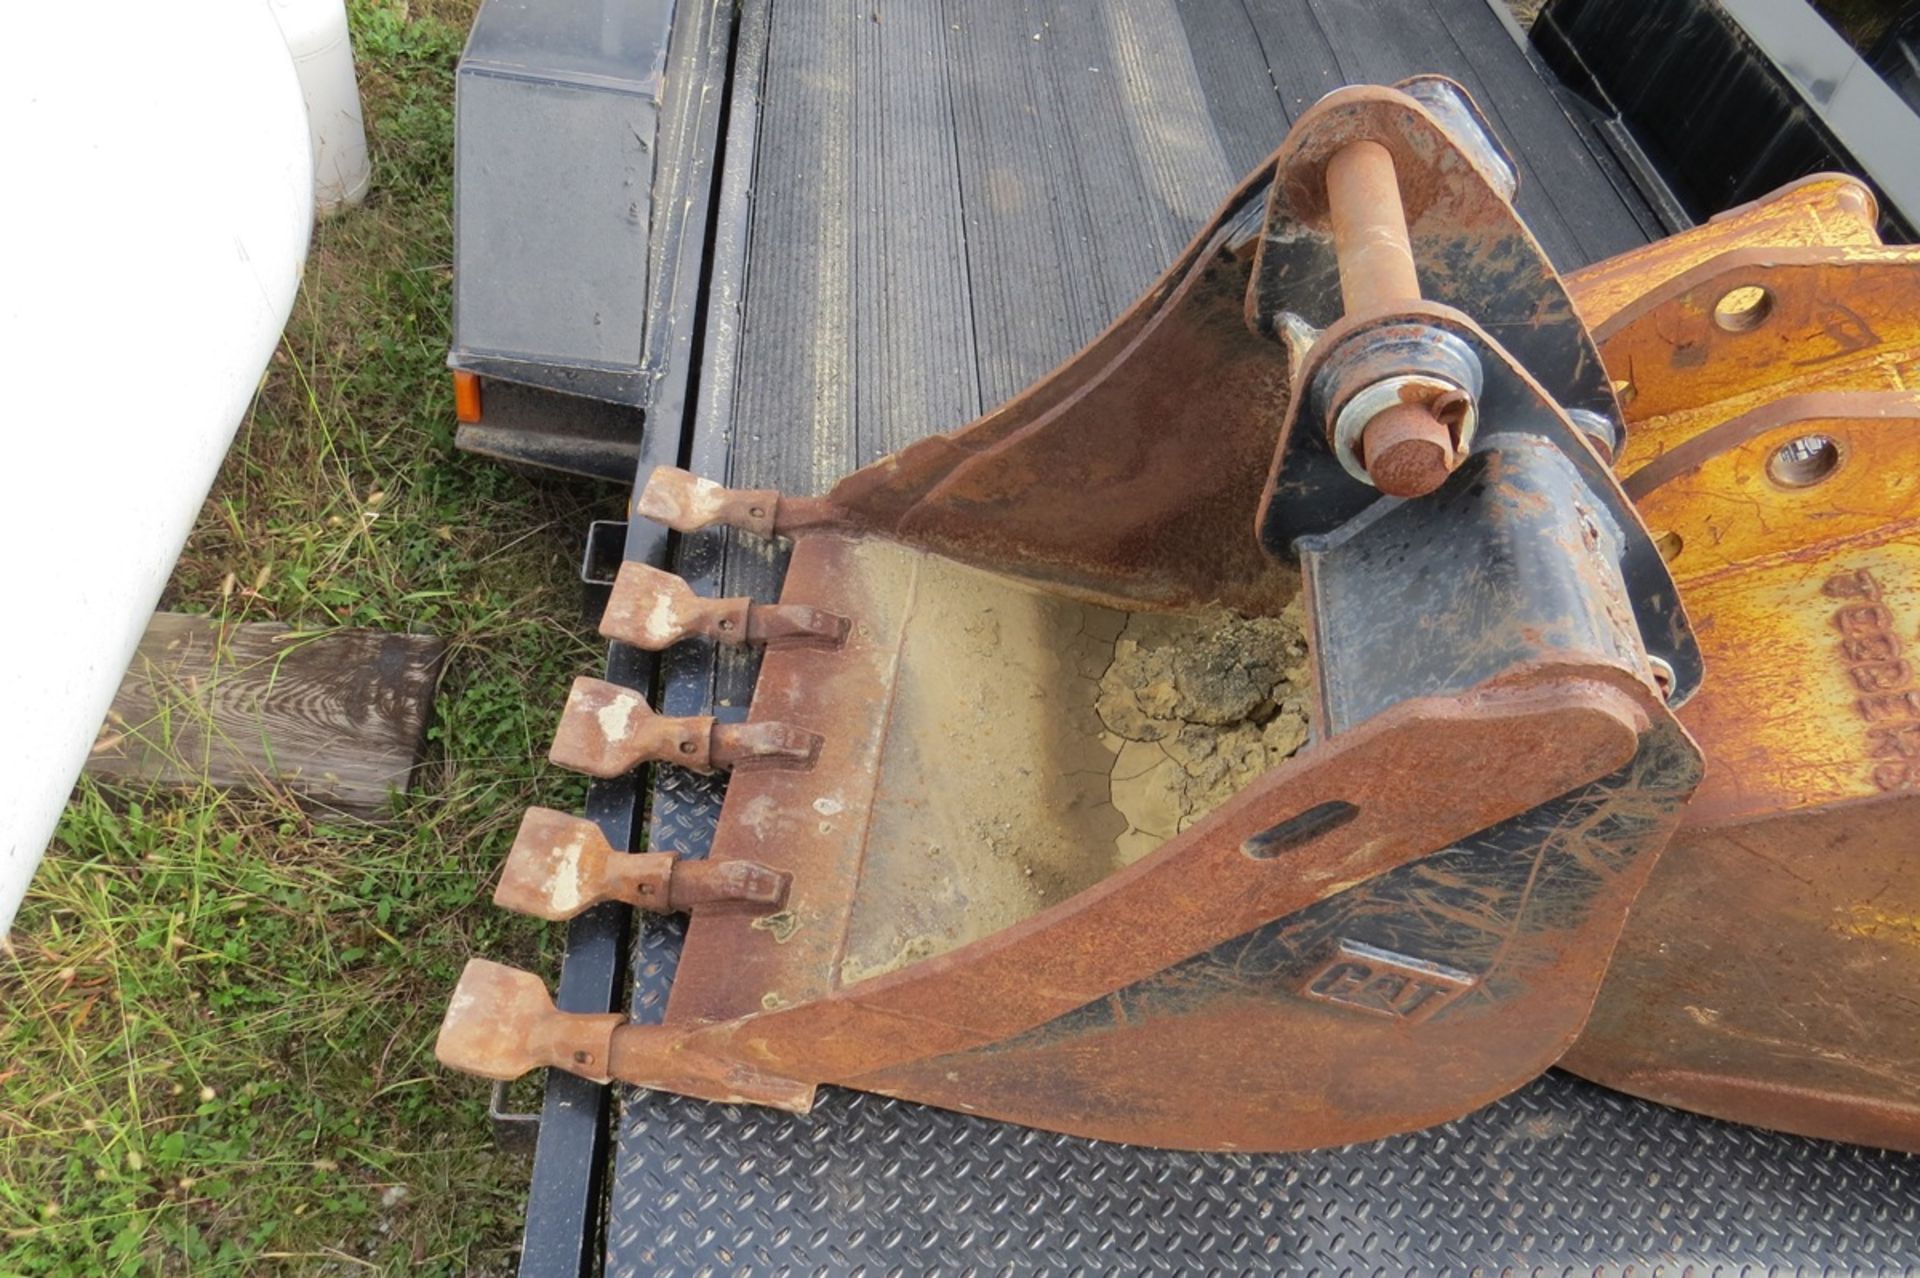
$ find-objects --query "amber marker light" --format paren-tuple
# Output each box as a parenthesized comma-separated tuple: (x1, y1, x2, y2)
(453, 370, 482, 424)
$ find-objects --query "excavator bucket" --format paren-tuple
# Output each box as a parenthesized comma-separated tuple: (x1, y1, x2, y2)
(1553, 177, 1920, 1151)
(436, 78, 1916, 1153)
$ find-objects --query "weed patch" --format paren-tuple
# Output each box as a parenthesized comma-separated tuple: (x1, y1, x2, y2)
(0, 1, 615, 1271)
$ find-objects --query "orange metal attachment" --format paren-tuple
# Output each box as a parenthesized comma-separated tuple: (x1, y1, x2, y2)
(1558, 175, 1920, 1152)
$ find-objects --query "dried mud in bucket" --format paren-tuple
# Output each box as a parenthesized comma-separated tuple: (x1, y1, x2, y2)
(837, 542, 1309, 985)
(1098, 602, 1311, 863)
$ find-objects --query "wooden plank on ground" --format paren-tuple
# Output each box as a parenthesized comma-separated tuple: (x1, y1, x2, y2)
(86, 612, 445, 819)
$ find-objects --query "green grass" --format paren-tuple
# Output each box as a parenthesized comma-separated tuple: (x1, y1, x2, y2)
(0, 2, 620, 1271)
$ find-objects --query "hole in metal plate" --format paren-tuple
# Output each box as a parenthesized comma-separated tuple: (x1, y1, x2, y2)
(1767, 434, 1841, 488)
(1712, 285, 1772, 333)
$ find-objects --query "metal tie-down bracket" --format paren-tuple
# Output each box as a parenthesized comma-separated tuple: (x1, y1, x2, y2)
(440, 77, 1719, 1152)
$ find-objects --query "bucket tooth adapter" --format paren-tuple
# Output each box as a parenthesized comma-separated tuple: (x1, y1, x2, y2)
(439, 76, 1715, 1153)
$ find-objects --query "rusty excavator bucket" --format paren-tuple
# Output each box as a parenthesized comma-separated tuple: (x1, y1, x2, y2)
(437, 78, 1920, 1154)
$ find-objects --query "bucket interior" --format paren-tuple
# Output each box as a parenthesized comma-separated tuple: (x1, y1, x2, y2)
(836, 541, 1311, 984)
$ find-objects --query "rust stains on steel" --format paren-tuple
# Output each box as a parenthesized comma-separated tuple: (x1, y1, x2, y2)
(1355, 399, 1459, 497)
(438, 79, 1703, 1153)
(600, 560, 848, 651)
(493, 808, 789, 922)
(1559, 178, 1920, 1151)
(635, 466, 837, 537)
(442, 663, 1663, 1144)
(474, 134, 1703, 1142)
(548, 676, 821, 777)
(1321, 137, 1465, 498)
(1325, 139, 1423, 311)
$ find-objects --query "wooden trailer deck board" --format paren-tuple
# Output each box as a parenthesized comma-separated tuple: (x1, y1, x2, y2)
(86, 613, 444, 818)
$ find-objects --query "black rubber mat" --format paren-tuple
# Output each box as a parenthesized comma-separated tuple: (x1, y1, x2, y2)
(605, 0, 1920, 1271)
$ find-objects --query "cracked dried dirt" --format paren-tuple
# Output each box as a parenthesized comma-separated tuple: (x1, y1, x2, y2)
(838, 545, 1309, 984)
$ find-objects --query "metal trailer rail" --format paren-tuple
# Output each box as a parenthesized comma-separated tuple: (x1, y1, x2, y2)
(494, 1, 1920, 1272)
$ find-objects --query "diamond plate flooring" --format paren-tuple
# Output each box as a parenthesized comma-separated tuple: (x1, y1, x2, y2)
(611, 1076, 1920, 1275)
(608, 768, 1920, 1277)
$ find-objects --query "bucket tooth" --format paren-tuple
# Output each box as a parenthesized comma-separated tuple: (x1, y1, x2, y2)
(601, 561, 848, 651)
(435, 958, 624, 1084)
(634, 466, 836, 538)
(496, 807, 791, 920)
(548, 677, 697, 777)
(437, 958, 818, 1108)
(636, 467, 782, 536)
(494, 809, 658, 919)
(549, 677, 821, 778)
